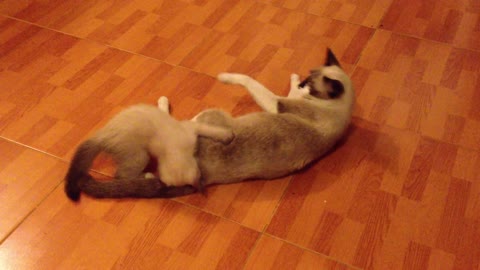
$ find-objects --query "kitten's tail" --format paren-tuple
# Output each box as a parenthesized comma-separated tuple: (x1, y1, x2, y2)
(64, 139, 103, 202)
(79, 176, 197, 198)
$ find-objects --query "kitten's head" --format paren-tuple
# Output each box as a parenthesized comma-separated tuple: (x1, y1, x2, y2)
(298, 48, 352, 100)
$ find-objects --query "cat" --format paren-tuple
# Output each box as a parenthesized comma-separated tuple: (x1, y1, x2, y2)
(72, 48, 355, 198)
(64, 97, 234, 201)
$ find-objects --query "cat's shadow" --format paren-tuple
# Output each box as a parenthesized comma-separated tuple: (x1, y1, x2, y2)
(306, 118, 400, 194)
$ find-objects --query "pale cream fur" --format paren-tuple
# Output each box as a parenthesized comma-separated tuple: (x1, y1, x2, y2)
(67, 49, 355, 199)
(65, 97, 233, 200)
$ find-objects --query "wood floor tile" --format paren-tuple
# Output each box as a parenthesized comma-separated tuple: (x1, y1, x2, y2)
(354, 30, 480, 150)
(266, 116, 480, 269)
(0, 185, 259, 270)
(0, 17, 294, 232)
(381, 0, 480, 50)
(0, 18, 244, 159)
(0, 0, 479, 269)
(258, 0, 393, 27)
(0, 0, 374, 76)
(177, 176, 290, 231)
(244, 234, 358, 270)
(0, 138, 64, 242)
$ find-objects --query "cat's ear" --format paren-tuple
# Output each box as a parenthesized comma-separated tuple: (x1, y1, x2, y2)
(325, 48, 340, 67)
(323, 76, 344, 98)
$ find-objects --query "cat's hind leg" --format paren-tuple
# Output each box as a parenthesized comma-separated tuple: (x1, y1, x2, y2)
(218, 73, 279, 114)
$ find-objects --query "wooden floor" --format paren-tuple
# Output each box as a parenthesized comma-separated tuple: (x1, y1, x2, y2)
(0, 0, 479, 269)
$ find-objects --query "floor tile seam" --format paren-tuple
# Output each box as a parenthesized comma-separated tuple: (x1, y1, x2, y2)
(240, 230, 263, 270)
(2, 9, 480, 67)
(243, 175, 295, 270)
(374, 27, 480, 53)
(0, 135, 67, 162)
(0, 14, 207, 76)
(169, 195, 266, 270)
(350, 119, 480, 153)
(0, 136, 118, 176)
(0, 173, 64, 245)
(251, 0, 380, 30)
(170, 196, 266, 233)
(260, 175, 295, 234)
(264, 232, 364, 270)
(377, 0, 395, 30)
(0, 12, 393, 71)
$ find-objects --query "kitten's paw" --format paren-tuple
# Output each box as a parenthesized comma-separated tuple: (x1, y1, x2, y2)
(157, 96, 169, 112)
(217, 73, 246, 85)
(220, 130, 235, 144)
(144, 172, 155, 179)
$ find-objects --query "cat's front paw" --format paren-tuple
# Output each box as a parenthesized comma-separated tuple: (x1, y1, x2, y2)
(290, 74, 300, 84)
(217, 73, 247, 85)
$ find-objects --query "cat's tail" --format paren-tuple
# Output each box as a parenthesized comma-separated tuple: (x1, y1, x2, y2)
(64, 139, 103, 201)
(79, 176, 197, 198)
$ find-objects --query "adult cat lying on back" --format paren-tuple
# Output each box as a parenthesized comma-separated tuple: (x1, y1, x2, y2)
(73, 48, 355, 198)
(65, 97, 233, 201)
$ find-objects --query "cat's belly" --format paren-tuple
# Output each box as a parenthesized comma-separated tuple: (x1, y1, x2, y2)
(196, 135, 331, 185)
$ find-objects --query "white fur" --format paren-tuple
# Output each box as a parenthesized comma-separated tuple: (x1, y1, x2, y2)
(213, 71, 353, 142)
(157, 96, 170, 113)
(190, 68, 355, 186)
(287, 73, 311, 98)
(218, 73, 279, 113)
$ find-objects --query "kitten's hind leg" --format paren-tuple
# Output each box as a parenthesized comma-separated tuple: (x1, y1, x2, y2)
(157, 96, 170, 114)
(218, 73, 279, 114)
(115, 151, 150, 179)
(191, 109, 233, 127)
(190, 122, 234, 144)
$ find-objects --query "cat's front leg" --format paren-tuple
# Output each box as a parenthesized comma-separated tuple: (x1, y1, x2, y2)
(218, 73, 279, 114)
(288, 74, 301, 98)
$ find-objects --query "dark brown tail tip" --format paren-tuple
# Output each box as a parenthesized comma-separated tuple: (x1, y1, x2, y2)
(65, 181, 81, 202)
(64, 168, 83, 202)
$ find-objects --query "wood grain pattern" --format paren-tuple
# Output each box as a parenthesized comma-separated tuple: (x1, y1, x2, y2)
(0, 186, 259, 270)
(0, 138, 65, 242)
(381, 0, 480, 50)
(0, 0, 479, 269)
(244, 234, 359, 270)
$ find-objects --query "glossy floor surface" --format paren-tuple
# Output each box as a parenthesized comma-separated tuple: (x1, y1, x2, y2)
(0, 1, 479, 269)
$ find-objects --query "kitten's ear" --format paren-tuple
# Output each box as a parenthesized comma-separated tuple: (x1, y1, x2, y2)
(325, 48, 340, 67)
(323, 76, 344, 98)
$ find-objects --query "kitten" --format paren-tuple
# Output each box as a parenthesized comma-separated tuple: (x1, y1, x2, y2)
(72, 48, 355, 198)
(64, 97, 233, 201)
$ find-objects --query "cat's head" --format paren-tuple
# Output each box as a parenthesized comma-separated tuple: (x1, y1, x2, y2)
(298, 48, 352, 100)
